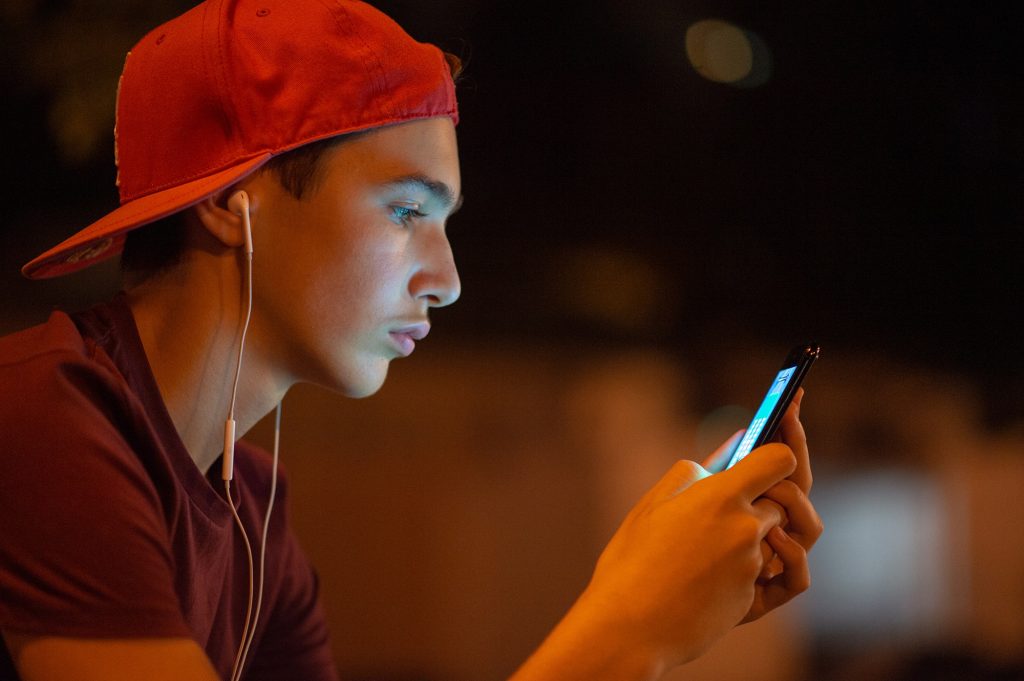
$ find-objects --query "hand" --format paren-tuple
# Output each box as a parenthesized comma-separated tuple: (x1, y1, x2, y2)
(578, 436, 799, 670)
(510, 391, 823, 681)
(740, 388, 823, 622)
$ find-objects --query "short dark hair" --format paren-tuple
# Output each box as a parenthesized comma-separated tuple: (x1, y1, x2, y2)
(119, 133, 348, 286)
(121, 52, 464, 287)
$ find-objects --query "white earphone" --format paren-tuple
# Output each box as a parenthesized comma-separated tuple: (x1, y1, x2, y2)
(223, 189, 253, 483)
(221, 187, 278, 681)
(228, 190, 253, 255)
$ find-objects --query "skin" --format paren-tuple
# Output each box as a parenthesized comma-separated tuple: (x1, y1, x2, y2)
(3, 116, 823, 680)
(511, 392, 822, 679)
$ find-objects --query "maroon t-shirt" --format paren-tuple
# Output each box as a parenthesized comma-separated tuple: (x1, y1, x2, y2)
(0, 295, 338, 680)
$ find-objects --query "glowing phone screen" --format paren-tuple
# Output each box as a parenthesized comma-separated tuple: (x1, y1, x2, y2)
(724, 366, 796, 469)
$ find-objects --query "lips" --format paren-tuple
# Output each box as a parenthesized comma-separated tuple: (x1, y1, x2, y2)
(388, 322, 430, 356)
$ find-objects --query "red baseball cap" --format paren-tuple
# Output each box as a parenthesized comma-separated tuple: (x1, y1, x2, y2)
(23, 0, 458, 279)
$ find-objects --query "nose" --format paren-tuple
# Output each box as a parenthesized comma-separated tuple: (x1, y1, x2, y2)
(411, 229, 461, 308)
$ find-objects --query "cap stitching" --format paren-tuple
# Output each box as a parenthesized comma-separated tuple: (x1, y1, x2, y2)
(210, 0, 241, 160)
(329, 0, 391, 120)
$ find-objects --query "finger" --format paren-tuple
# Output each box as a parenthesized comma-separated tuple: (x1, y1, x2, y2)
(777, 388, 812, 493)
(749, 527, 811, 617)
(750, 496, 787, 536)
(720, 442, 796, 503)
(701, 430, 744, 474)
(760, 480, 824, 550)
(743, 525, 811, 622)
(757, 539, 781, 581)
(766, 526, 811, 595)
(753, 484, 810, 581)
(758, 550, 783, 583)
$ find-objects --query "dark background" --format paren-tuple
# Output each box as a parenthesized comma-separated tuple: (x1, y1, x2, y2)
(2, 0, 1022, 424)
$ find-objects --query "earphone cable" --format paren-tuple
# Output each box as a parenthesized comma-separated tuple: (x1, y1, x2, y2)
(235, 400, 281, 675)
(226, 247, 257, 681)
(226, 478, 256, 681)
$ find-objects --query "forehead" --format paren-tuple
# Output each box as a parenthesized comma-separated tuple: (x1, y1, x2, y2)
(324, 117, 461, 195)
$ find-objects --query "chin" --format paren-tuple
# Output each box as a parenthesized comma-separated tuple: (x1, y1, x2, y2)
(338, 363, 391, 399)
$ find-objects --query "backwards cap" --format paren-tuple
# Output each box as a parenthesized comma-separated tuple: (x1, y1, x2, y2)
(23, 0, 458, 279)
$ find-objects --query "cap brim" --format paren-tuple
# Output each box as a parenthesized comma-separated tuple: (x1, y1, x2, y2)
(22, 154, 272, 279)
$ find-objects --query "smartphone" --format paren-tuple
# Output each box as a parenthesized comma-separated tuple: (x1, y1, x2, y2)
(722, 342, 821, 470)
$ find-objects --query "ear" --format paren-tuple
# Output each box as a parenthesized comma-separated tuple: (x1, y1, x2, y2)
(194, 193, 249, 249)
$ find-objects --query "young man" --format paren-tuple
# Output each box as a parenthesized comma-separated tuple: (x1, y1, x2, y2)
(0, 1, 822, 680)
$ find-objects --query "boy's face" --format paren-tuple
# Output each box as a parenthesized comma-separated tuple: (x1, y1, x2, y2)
(247, 117, 462, 397)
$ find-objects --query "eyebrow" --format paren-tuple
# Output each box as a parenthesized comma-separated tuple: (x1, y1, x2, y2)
(383, 175, 464, 214)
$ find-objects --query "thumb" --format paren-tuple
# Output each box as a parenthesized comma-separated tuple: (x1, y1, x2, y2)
(719, 442, 796, 502)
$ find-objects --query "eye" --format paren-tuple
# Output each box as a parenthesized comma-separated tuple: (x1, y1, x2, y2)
(389, 202, 426, 226)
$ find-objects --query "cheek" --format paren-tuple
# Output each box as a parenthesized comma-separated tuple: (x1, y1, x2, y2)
(309, 233, 410, 322)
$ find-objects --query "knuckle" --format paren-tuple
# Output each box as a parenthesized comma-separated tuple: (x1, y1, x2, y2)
(812, 515, 825, 540)
(738, 515, 766, 546)
(775, 479, 801, 498)
(792, 574, 811, 594)
(745, 553, 765, 578)
(674, 458, 703, 476)
(722, 517, 763, 559)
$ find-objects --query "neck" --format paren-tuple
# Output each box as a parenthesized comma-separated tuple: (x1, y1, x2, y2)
(126, 259, 288, 475)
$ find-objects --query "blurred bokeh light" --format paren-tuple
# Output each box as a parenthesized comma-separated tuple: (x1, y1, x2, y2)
(685, 19, 772, 87)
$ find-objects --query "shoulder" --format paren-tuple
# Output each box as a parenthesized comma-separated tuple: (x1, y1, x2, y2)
(0, 310, 89, 368)
(0, 316, 188, 642)
(0, 310, 136, 449)
(0, 308, 160, 506)
(0, 308, 126, 402)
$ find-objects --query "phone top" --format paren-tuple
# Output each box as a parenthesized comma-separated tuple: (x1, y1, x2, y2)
(783, 342, 821, 367)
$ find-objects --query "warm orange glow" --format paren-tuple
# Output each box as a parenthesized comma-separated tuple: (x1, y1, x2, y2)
(685, 19, 772, 88)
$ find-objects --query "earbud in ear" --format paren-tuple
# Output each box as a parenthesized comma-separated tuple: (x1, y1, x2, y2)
(227, 189, 248, 215)
(228, 190, 253, 255)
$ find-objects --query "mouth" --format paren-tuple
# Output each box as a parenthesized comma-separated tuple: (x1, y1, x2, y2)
(388, 322, 430, 357)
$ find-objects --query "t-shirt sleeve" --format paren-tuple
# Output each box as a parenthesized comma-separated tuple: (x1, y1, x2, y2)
(0, 347, 190, 639)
